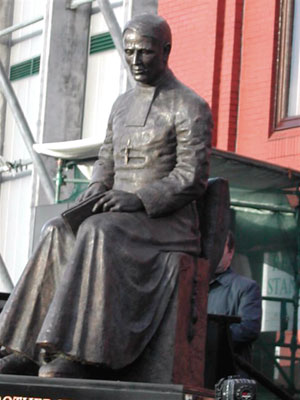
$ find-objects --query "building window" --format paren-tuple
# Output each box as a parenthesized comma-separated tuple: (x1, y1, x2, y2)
(288, 0, 300, 116)
(275, 0, 300, 130)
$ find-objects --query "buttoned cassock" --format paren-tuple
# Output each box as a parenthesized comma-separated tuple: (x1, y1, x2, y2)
(0, 70, 212, 369)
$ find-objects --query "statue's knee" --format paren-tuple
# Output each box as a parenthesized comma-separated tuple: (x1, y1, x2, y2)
(78, 213, 119, 236)
(41, 216, 65, 237)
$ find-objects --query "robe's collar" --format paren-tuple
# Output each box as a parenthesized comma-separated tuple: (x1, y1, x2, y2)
(125, 69, 174, 127)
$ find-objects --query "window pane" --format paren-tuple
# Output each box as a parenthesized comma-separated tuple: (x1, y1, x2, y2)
(288, 0, 300, 116)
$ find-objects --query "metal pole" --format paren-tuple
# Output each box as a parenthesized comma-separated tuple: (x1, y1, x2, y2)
(0, 60, 55, 202)
(230, 200, 295, 213)
(11, 30, 43, 47)
(0, 254, 13, 292)
(69, 0, 93, 7)
(70, 0, 123, 12)
(291, 200, 300, 390)
(95, 0, 135, 87)
(0, 170, 31, 183)
(0, 15, 43, 38)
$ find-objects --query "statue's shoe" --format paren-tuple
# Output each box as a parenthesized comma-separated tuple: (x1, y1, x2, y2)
(39, 356, 98, 379)
(0, 354, 39, 375)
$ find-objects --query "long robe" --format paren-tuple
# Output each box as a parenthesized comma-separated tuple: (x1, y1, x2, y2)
(0, 69, 212, 369)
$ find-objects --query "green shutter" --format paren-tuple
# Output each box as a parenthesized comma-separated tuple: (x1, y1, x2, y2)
(90, 32, 115, 54)
(10, 56, 40, 81)
(9, 32, 115, 81)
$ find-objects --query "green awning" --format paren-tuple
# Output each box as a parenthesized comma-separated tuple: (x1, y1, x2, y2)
(211, 148, 300, 191)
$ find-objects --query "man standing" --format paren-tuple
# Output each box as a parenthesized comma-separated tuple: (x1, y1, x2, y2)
(208, 231, 262, 364)
(0, 14, 212, 379)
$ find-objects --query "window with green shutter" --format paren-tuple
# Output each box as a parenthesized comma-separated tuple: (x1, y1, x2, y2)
(9, 32, 115, 81)
(10, 56, 40, 81)
(90, 32, 115, 54)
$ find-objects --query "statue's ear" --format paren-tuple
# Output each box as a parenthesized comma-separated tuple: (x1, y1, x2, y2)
(163, 43, 171, 63)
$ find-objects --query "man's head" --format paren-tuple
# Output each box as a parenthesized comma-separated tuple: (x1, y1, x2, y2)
(123, 14, 172, 85)
(215, 231, 235, 275)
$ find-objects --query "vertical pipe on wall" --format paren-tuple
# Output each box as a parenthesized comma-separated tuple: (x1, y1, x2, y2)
(0, 253, 13, 292)
(0, 0, 14, 157)
(95, 0, 135, 87)
(0, 60, 55, 203)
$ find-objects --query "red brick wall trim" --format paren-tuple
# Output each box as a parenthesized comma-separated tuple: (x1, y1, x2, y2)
(226, 0, 244, 151)
(212, 0, 244, 152)
(211, 0, 226, 147)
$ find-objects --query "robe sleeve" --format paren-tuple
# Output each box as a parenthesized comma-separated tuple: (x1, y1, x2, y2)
(136, 98, 212, 217)
(89, 103, 116, 192)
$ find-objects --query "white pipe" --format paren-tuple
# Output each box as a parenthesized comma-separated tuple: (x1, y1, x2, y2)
(0, 60, 55, 202)
(70, 0, 123, 9)
(0, 170, 32, 183)
(11, 29, 43, 46)
(0, 254, 14, 291)
(95, 0, 134, 87)
(0, 15, 43, 38)
(69, 0, 93, 7)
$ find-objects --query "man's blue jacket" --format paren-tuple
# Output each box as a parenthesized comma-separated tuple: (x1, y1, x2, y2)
(207, 267, 262, 362)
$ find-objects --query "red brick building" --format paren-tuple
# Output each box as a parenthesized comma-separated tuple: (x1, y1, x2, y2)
(158, 0, 300, 169)
(157, 2, 300, 391)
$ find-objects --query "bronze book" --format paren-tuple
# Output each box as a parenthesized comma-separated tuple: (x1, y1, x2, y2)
(61, 193, 104, 235)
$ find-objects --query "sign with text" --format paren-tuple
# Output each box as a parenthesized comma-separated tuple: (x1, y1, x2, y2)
(262, 251, 299, 332)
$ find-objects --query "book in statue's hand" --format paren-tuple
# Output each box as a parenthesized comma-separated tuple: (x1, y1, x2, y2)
(61, 192, 104, 235)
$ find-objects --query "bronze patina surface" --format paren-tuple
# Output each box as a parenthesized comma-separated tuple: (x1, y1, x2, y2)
(0, 14, 212, 378)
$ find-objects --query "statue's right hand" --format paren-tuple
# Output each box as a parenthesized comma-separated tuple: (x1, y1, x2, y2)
(76, 182, 104, 203)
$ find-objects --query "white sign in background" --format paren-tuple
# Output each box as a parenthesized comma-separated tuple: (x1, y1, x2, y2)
(262, 255, 298, 332)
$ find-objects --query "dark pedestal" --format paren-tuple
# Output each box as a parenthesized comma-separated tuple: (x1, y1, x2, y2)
(0, 375, 214, 400)
(204, 314, 241, 389)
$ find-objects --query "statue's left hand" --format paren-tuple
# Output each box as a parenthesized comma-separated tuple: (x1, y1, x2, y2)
(92, 190, 144, 213)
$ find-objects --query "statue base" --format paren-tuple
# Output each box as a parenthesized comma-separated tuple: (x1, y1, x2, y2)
(0, 375, 214, 400)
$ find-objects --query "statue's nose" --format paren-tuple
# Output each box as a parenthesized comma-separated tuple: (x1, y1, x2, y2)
(132, 51, 141, 65)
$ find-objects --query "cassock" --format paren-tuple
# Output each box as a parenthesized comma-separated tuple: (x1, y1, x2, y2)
(0, 69, 212, 369)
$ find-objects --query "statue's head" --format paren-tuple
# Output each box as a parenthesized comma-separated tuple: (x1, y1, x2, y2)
(123, 14, 172, 86)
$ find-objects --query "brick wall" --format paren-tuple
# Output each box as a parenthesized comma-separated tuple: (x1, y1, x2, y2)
(237, 0, 300, 169)
(158, 0, 217, 106)
(158, 0, 243, 149)
(158, 0, 300, 170)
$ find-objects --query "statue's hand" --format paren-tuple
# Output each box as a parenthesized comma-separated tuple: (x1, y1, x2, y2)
(76, 182, 104, 203)
(92, 190, 144, 213)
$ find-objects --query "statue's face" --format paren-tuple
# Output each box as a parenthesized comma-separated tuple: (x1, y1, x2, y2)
(123, 30, 168, 85)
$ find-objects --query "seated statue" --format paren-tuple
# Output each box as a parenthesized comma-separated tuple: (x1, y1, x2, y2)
(0, 14, 212, 380)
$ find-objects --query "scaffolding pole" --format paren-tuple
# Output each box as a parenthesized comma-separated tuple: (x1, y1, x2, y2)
(95, 0, 135, 87)
(0, 60, 55, 202)
(70, 0, 122, 9)
(0, 254, 13, 292)
(0, 15, 43, 38)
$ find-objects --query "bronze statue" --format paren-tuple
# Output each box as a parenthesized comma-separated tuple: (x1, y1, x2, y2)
(0, 14, 212, 379)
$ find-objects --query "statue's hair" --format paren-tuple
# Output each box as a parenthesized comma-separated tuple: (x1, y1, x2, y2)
(123, 14, 172, 46)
